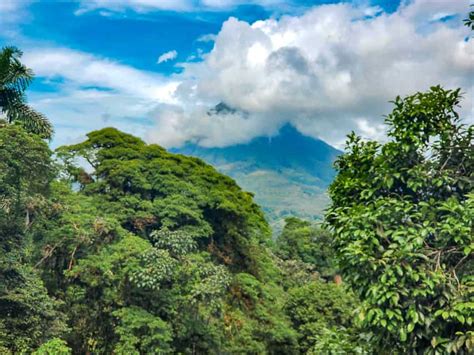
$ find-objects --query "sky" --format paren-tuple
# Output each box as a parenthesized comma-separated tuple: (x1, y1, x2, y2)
(0, 0, 472, 149)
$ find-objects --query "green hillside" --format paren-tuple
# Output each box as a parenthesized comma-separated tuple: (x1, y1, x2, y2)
(174, 124, 340, 232)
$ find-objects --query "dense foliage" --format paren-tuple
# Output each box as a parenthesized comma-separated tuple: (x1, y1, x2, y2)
(0, 48, 353, 352)
(1, 44, 472, 355)
(0, 123, 360, 353)
(326, 86, 474, 353)
(0, 126, 66, 353)
(31, 127, 303, 353)
(275, 217, 336, 278)
(285, 281, 369, 354)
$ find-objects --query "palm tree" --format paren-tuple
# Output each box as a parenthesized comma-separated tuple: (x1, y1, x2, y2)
(0, 46, 53, 139)
(464, 7, 474, 30)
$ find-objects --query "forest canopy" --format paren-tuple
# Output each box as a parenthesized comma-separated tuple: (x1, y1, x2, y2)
(0, 39, 472, 354)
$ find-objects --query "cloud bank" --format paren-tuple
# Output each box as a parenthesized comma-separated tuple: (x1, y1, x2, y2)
(149, 0, 472, 148)
(21, 0, 473, 149)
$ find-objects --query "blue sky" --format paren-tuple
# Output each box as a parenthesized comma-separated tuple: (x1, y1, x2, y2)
(3, 1, 402, 74)
(0, 0, 471, 148)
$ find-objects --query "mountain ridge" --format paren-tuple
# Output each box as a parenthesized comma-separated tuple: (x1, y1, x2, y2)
(173, 124, 341, 231)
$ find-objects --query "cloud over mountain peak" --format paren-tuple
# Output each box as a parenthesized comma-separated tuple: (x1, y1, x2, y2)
(9, 0, 472, 149)
(149, 0, 471, 148)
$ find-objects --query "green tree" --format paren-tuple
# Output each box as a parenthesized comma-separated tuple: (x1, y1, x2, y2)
(285, 280, 369, 354)
(113, 307, 172, 354)
(0, 46, 52, 138)
(0, 125, 66, 353)
(275, 217, 336, 278)
(32, 338, 71, 355)
(55, 127, 273, 275)
(32, 127, 298, 353)
(326, 86, 473, 353)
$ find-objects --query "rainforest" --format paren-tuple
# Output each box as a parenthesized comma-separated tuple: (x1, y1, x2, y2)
(0, 2, 473, 355)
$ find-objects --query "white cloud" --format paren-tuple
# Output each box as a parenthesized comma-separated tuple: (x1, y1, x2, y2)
(0, 0, 32, 14)
(22, 47, 179, 146)
(200, 0, 281, 9)
(18, 0, 473, 150)
(0, 0, 32, 37)
(29, 88, 156, 148)
(157, 50, 178, 64)
(197, 33, 217, 42)
(75, 0, 191, 15)
(75, 0, 285, 14)
(23, 48, 178, 102)
(146, 0, 473, 148)
(147, 103, 281, 147)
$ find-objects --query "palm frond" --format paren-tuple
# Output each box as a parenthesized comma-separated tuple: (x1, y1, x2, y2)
(0, 87, 26, 114)
(0, 46, 33, 92)
(0, 46, 22, 78)
(4, 60, 33, 92)
(7, 102, 53, 139)
(0, 46, 53, 138)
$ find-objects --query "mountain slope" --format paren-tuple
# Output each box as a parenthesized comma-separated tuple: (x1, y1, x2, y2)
(173, 124, 341, 232)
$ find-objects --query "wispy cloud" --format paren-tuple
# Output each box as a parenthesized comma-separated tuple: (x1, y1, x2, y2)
(22, 47, 179, 146)
(75, 0, 286, 15)
(157, 50, 178, 64)
(75, 0, 191, 15)
(24, 48, 178, 102)
(0, 0, 33, 38)
(0, 0, 29, 14)
(197, 33, 217, 42)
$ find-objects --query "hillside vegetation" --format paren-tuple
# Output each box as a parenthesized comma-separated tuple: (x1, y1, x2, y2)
(174, 124, 340, 232)
(0, 43, 472, 354)
(0, 123, 362, 354)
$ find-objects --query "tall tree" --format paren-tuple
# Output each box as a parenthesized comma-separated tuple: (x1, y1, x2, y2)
(0, 46, 52, 139)
(32, 127, 298, 353)
(326, 86, 473, 353)
(0, 125, 66, 353)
